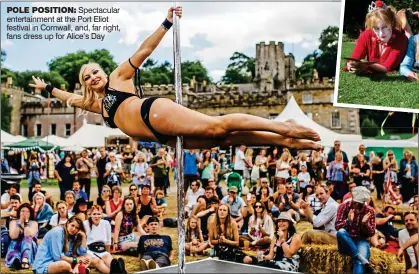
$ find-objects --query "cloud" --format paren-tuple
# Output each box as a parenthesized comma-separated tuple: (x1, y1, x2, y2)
(208, 69, 225, 82)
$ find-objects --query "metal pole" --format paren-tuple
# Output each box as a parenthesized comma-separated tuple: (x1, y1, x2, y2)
(173, 4, 186, 274)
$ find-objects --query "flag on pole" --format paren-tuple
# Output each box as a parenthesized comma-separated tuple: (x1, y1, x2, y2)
(380, 112, 394, 136)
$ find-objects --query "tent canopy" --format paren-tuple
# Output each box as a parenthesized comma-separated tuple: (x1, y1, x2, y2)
(274, 96, 362, 157)
(41, 135, 74, 147)
(1, 130, 27, 145)
(61, 145, 86, 153)
(5, 137, 58, 152)
(67, 123, 127, 148)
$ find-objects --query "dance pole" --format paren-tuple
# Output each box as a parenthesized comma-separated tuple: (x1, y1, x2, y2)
(173, 3, 186, 274)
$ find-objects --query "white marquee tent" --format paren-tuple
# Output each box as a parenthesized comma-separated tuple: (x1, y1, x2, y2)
(41, 135, 74, 147)
(1, 130, 27, 145)
(67, 123, 127, 148)
(274, 96, 363, 158)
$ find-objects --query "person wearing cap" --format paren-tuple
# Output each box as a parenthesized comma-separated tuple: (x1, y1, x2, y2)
(301, 183, 339, 245)
(221, 186, 247, 230)
(137, 217, 174, 270)
(335, 186, 376, 274)
(76, 150, 94, 201)
(258, 212, 302, 272)
(73, 198, 92, 221)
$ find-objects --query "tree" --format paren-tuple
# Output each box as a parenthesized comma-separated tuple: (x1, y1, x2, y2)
(1, 93, 12, 132)
(315, 26, 339, 78)
(221, 52, 255, 84)
(181, 61, 211, 84)
(361, 118, 379, 137)
(14, 70, 67, 97)
(48, 49, 118, 91)
(297, 51, 319, 79)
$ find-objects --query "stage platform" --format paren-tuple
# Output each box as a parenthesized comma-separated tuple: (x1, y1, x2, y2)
(135, 258, 301, 273)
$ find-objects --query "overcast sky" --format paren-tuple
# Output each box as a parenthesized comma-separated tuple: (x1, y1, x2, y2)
(1, 2, 341, 82)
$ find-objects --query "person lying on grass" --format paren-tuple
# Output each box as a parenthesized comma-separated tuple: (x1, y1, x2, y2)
(400, 34, 419, 81)
(346, 2, 408, 75)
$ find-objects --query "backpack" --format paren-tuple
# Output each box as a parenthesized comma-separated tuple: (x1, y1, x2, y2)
(163, 218, 177, 228)
(1, 225, 10, 258)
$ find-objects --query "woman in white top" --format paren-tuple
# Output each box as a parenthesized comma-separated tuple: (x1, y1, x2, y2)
(243, 148, 254, 182)
(104, 152, 123, 186)
(49, 201, 73, 227)
(131, 153, 149, 187)
(240, 201, 274, 248)
(83, 205, 113, 273)
(276, 151, 291, 184)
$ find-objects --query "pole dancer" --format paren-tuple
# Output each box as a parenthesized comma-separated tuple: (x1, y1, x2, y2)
(172, 4, 186, 273)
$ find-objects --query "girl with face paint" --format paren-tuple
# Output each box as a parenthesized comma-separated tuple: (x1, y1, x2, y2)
(346, 3, 408, 74)
(29, 7, 321, 152)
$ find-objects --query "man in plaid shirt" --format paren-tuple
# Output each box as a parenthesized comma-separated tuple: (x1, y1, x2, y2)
(335, 187, 376, 274)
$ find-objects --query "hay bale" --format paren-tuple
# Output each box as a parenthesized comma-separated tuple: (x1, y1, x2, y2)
(300, 244, 405, 274)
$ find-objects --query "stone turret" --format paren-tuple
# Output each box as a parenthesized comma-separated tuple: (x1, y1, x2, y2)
(255, 41, 295, 92)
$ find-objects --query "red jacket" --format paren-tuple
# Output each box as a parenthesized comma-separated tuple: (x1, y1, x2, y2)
(350, 29, 408, 72)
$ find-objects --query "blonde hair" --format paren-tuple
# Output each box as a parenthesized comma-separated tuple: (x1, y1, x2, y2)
(67, 63, 104, 114)
(245, 148, 253, 157)
(365, 6, 401, 31)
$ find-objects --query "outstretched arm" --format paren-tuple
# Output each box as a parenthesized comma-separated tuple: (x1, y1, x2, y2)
(29, 76, 102, 114)
(112, 7, 182, 81)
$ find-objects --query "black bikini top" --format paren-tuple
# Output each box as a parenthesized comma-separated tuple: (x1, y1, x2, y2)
(102, 59, 144, 128)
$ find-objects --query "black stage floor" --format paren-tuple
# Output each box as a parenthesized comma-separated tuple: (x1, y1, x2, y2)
(136, 258, 300, 273)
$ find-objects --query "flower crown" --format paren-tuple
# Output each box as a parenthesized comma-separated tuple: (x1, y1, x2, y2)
(368, 1, 387, 14)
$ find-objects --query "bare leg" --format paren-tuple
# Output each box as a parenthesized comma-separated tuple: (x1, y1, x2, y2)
(167, 131, 321, 150)
(47, 261, 73, 273)
(90, 256, 110, 274)
(151, 98, 320, 141)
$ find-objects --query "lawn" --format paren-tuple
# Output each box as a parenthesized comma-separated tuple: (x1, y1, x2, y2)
(337, 42, 419, 110)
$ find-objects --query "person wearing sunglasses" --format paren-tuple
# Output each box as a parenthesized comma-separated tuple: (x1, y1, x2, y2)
(184, 180, 204, 219)
(327, 140, 349, 164)
(240, 202, 274, 248)
(128, 183, 140, 206)
(383, 150, 399, 186)
(335, 187, 376, 274)
(97, 185, 112, 212)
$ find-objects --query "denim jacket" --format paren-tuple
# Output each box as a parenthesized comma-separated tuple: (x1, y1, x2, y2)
(400, 35, 419, 77)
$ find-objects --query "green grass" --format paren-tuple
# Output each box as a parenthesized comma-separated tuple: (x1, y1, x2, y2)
(19, 178, 99, 188)
(337, 42, 419, 110)
(369, 132, 416, 140)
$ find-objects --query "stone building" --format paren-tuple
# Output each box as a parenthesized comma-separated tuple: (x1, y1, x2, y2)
(1, 41, 360, 138)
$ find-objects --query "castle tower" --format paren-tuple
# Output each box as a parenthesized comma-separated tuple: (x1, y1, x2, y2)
(255, 41, 296, 92)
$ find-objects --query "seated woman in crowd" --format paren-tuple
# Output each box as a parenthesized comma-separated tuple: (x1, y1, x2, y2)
(97, 184, 112, 212)
(128, 183, 140, 205)
(50, 200, 73, 227)
(84, 205, 114, 273)
(208, 204, 254, 264)
(65, 190, 76, 213)
(113, 196, 145, 253)
(33, 216, 102, 274)
(257, 185, 271, 212)
(240, 201, 274, 248)
(106, 186, 124, 224)
(138, 185, 158, 223)
(155, 190, 167, 219)
(185, 216, 209, 256)
(346, 3, 408, 74)
(33, 192, 53, 239)
(4, 203, 38, 270)
(258, 212, 302, 272)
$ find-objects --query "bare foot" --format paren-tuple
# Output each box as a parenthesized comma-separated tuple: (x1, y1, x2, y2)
(278, 119, 321, 141)
(289, 139, 322, 151)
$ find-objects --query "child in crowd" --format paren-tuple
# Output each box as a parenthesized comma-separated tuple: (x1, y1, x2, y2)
(289, 167, 299, 193)
(385, 185, 403, 205)
(155, 190, 167, 219)
(297, 164, 311, 195)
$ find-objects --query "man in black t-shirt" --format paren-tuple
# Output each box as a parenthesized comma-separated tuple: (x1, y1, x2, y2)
(96, 147, 109, 194)
(150, 149, 168, 194)
(122, 145, 134, 181)
(137, 217, 174, 270)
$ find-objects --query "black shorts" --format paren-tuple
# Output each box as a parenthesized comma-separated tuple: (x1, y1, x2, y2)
(141, 96, 172, 144)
